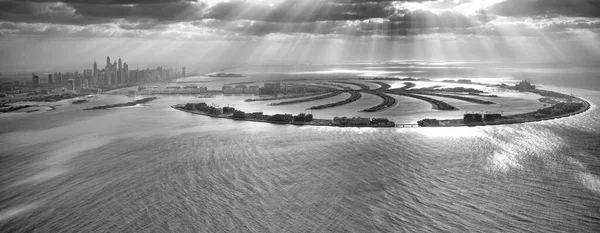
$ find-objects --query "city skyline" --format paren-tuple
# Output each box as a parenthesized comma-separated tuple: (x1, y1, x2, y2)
(6, 56, 186, 92)
(1, 0, 600, 71)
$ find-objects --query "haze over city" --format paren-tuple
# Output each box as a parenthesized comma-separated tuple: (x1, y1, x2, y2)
(1, 0, 600, 72)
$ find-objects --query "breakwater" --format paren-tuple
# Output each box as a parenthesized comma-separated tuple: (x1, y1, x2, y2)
(370, 81, 391, 92)
(84, 97, 158, 110)
(309, 91, 362, 110)
(388, 92, 458, 110)
(0, 105, 33, 113)
(411, 92, 496, 104)
(330, 81, 371, 91)
(269, 91, 343, 106)
(245, 92, 324, 102)
(361, 93, 397, 112)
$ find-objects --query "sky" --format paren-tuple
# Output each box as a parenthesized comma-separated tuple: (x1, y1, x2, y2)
(1, 0, 600, 72)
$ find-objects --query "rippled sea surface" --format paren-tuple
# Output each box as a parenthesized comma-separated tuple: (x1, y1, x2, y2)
(2, 68, 600, 232)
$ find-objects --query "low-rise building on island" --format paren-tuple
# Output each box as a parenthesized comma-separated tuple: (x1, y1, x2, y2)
(173, 102, 396, 128)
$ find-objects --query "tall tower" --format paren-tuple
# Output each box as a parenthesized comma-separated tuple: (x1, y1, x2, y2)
(118, 58, 122, 84)
(112, 61, 117, 85)
(182, 66, 186, 77)
(93, 61, 98, 87)
(106, 56, 111, 68)
(93, 61, 97, 76)
(123, 62, 129, 83)
(105, 68, 111, 86)
(32, 73, 39, 88)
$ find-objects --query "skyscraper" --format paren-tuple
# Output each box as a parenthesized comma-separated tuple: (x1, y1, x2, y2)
(118, 58, 122, 84)
(32, 73, 39, 88)
(68, 79, 75, 91)
(93, 61, 98, 86)
(123, 62, 129, 83)
(48, 74, 53, 84)
(112, 61, 117, 85)
(106, 56, 110, 68)
(182, 66, 186, 77)
(105, 68, 111, 86)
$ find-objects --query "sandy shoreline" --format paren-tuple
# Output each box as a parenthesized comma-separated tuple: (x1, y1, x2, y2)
(172, 95, 591, 129)
(430, 97, 592, 127)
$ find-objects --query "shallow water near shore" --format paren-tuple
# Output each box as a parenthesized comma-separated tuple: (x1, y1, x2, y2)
(1, 66, 600, 232)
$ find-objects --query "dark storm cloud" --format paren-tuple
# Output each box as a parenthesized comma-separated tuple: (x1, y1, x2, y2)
(202, 0, 397, 23)
(0, 0, 205, 25)
(0, 1, 114, 25)
(1, 0, 599, 39)
(0, 0, 480, 39)
(195, 8, 474, 38)
(331, 0, 432, 3)
(341, 11, 474, 37)
(68, 1, 205, 22)
(491, 0, 600, 18)
(193, 20, 342, 36)
(0, 0, 435, 25)
(0, 1, 37, 16)
(391, 10, 473, 28)
(0, 22, 18, 30)
(21, 0, 198, 4)
(0, 0, 444, 27)
(340, 10, 475, 36)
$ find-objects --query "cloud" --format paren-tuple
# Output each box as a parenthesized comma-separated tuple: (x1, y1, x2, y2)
(391, 10, 474, 27)
(21, 0, 199, 4)
(0, 0, 206, 25)
(0, 0, 437, 25)
(69, 1, 206, 22)
(0, 1, 114, 25)
(491, 0, 600, 18)
(118, 21, 170, 30)
(0, 0, 599, 40)
(202, 0, 397, 23)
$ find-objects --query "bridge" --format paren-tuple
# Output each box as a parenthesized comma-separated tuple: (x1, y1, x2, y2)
(395, 124, 420, 128)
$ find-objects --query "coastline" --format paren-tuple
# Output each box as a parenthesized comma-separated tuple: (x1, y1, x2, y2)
(171, 106, 396, 128)
(171, 96, 591, 128)
(426, 97, 591, 127)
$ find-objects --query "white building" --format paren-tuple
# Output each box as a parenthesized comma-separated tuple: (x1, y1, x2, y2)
(222, 85, 234, 94)
(234, 85, 247, 94)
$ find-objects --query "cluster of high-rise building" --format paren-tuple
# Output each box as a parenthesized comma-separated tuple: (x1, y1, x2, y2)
(43, 56, 185, 90)
(91, 57, 129, 87)
(91, 56, 178, 88)
(515, 80, 536, 90)
(5, 58, 187, 94)
(49, 71, 88, 90)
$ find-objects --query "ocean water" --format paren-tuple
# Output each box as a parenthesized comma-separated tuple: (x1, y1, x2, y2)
(1, 63, 600, 232)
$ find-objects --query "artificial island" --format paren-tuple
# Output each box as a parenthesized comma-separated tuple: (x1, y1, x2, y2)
(170, 78, 590, 128)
